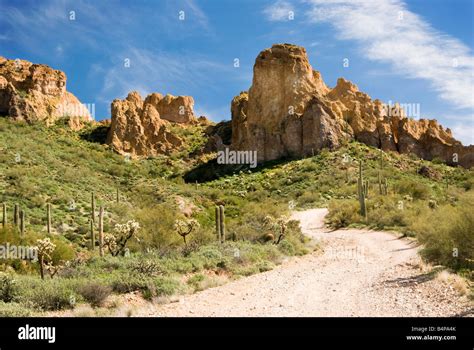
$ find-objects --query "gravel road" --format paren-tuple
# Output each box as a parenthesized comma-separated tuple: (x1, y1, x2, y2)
(139, 209, 472, 317)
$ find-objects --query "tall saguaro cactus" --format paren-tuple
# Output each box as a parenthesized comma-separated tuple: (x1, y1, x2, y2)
(90, 219, 95, 251)
(2, 203, 6, 228)
(99, 206, 104, 257)
(20, 209, 25, 236)
(215, 206, 221, 240)
(219, 205, 226, 243)
(357, 160, 367, 219)
(14, 204, 19, 228)
(46, 203, 52, 234)
(378, 171, 382, 195)
(91, 192, 96, 223)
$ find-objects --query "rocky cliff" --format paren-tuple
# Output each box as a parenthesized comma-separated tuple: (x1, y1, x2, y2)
(0, 57, 91, 127)
(231, 44, 473, 168)
(106, 91, 197, 157)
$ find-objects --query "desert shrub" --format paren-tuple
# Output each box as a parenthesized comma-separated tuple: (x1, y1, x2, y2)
(145, 277, 180, 298)
(412, 191, 474, 270)
(77, 282, 112, 307)
(109, 274, 150, 294)
(130, 259, 162, 276)
(394, 178, 431, 200)
(0, 273, 17, 302)
(297, 191, 321, 208)
(17, 278, 77, 311)
(367, 197, 407, 229)
(0, 301, 35, 317)
(277, 239, 296, 256)
(131, 204, 183, 250)
(326, 200, 361, 228)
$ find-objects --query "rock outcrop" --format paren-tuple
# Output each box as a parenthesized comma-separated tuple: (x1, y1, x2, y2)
(231, 44, 473, 168)
(107, 91, 198, 157)
(0, 57, 91, 125)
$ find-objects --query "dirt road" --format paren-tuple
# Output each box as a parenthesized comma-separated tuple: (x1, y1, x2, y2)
(140, 209, 472, 317)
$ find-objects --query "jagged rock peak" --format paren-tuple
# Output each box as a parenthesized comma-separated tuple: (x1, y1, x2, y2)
(0, 56, 91, 127)
(231, 43, 473, 168)
(106, 90, 197, 158)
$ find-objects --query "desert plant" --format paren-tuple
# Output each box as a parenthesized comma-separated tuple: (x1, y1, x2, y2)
(263, 215, 288, 244)
(36, 237, 56, 280)
(0, 273, 17, 302)
(131, 260, 161, 276)
(2, 203, 6, 228)
(77, 282, 111, 307)
(174, 219, 200, 246)
(357, 160, 367, 218)
(0, 301, 34, 316)
(103, 220, 140, 256)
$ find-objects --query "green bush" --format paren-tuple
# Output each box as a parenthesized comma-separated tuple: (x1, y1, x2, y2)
(16, 278, 77, 311)
(394, 178, 431, 200)
(412, 191, 474, 270)
(0, 273, 17, 302)
(0, 301, 35, 317)
(326, 200, 361, 228)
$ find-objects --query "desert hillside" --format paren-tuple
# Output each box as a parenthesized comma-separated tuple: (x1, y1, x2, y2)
(0, 45, 472, 317)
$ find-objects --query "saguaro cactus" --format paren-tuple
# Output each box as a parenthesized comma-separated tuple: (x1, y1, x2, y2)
(90, 219, 95, 251)
(46, 203, 52, 234)
(378, 171, 382, 195)
(14, 204, 19, 227)
(91, 192, 96, 223)
(357, 160, 367, 219)
(219, 205, 226, 243)
(215, 206, 221, 240)
(20, 210, 25, 236)
(99, 206, 104, 257)
(2, 203, 6, 228)
(116, 188, 120, 203)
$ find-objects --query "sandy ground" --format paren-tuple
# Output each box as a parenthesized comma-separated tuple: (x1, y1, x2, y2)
(133, 208, 472, 317)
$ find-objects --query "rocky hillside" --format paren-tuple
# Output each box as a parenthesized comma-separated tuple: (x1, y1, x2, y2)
(0, 57, 91, 128)
(231, 44, 473, 168)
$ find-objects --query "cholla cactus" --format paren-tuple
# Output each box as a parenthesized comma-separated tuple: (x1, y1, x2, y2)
(103, 220, 140, 256)
(263, 215, 288, 245)
(174, 219, 200, 246)
(36, 238, 56, 280)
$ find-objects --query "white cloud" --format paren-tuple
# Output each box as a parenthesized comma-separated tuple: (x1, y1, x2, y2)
(451, 124, 474, 146)
(306, 0, 474, 111)
(263, 1, 295, 22)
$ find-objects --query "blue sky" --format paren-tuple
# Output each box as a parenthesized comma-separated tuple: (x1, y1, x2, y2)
(1, 0, 473, 144)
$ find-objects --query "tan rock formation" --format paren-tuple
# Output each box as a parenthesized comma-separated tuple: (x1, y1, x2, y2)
(143, 93, 196, 124)
(231, 44, 473, 168)
(0, 57, 91, 124)
(107, 91, 188, 157)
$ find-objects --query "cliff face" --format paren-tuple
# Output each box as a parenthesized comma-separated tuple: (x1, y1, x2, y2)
(0, 57, 91, 127)
(106, 91, 198, 157)
(231, 44, 473, 168)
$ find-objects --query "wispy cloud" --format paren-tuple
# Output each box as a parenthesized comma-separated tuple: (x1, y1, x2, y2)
(305, 0, 474, 111)
(263, 0, 295, 22)
(183, 0, 210, 29)
(100, 47, 232, 102)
